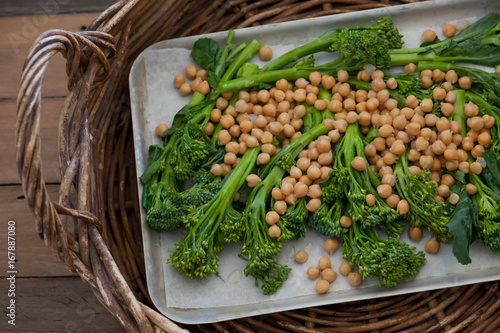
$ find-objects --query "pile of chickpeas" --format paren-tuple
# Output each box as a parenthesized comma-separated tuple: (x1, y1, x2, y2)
(162, 60, 496, 247)
(173, 65, 210, 96)
(293, 238, 363, 294)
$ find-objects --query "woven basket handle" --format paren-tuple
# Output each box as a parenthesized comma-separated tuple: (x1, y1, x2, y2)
(16, 28, 114, 264)
(15, 24, 190, 333)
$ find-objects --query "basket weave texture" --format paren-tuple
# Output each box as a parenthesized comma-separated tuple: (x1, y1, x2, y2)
(15, 0, 500, 332)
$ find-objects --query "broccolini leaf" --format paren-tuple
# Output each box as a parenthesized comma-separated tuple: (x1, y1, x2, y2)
(448, 185, 474, 265)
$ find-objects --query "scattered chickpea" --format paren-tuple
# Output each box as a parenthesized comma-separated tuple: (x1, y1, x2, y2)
(307, 267, 320, 279)
(155, 123, 169, 137)
(323, 238, 339, 254)
(348, 272, 363, 286)
(425, 238, 440, 254)
(340, 215, 352, 228)
(184, 65, 197, 80)
(422, 29, 437, 42)
(339, 262, 352, 276)
(322, 268, 338, 283)
(442, 24, 456, 38)
(259, 45, 273, 61)
(294, 250, 308, 264)
(315, 280, 330, 294)
(318, 256, 332, 270)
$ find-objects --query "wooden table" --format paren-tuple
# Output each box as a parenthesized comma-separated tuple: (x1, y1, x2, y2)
(1, 12, 123, 332)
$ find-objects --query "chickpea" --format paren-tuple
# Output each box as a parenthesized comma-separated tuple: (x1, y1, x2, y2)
(442, 24, 456, 38)
(268, 224, 281, 238)
(265, 211, 280, 225)
(217, 130, 231, 145)
(433, 87, 447, 100)
(483, 114, 496, 129)
(478, 132, 491, 148)
(334, 263, 352, 280)
(272, 188, 285, 201)
(322, 268, 338, 284)
(379, 124, 394, 138)
(466, 183, 478, 195)
(261, 143, 277, 156)
(246, 174, 261, 187)
(185, 64, 197, 80)
(306, 198, 322, 212)
(470, 161, 483, 175)
(409, 227, 423, 242)
(386, 194, 400, 209)
(294, 250, 308, 264)
(256, 153, 271, 166)
(210, 164, 223, 176)
(449, 193, 460, 205)
(464, 102, 479, 117)
(471, 145, 485, 159)
(421, 76, 433, 89)
(437, 184, 451, 198)
(274, 200, 287, 215)
(425, 238, 440, 254)
(307, 165, 321, 180)
(318, 256, 332, 270)
(348, 156, 366, 171)
(293, 182, 308, 198)
(315, 280, 330, 294)
(422, 29, 437, 42)
(395, 199, 409, 215)
(245, 135, 259, 148)
(323, 238, 339, 255)
(348, 272, 363, 286)
(307, 266, 320, 280)
(441, 103, 455, 117)
(405, 63, 417, 74)
(458, 76, 472, 89)
(365, 194, 376, 206)
(178, 82, 192, 96)
(321, 75, 336, 90)
(340, 215, 352, 228)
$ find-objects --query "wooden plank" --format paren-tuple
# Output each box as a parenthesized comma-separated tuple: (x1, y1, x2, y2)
(0, 276, 122, 331)
(1, 98, 62, 184)
(0, 0, 114, 17)
(0, 185, 76, 277)
(0, 13, 103, 99)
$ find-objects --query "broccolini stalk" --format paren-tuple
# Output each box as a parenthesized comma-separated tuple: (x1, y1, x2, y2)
(219, 17, 403, 92)
(389, 13, 500, 67)
(335, 123, 399, 229)
(393, 149, 452, 242)
(261, 16, 403, 72)
(168, 146, 261, 279)
(240, 123, 328, 295)
(342, 220, 426, 287)
(240, 166, 290, 295)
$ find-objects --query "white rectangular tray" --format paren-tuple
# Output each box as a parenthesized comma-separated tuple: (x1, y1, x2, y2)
(129, 0, 500, 324)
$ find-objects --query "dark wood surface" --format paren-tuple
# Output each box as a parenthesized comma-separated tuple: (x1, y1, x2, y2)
(0, 0, 115, 17)
(0, 11, 123, 332)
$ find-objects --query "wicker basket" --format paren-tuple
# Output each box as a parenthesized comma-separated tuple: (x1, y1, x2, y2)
(15, 0, 500, 332)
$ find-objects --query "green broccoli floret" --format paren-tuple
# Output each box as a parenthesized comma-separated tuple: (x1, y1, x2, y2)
(277, 198, 309, 241)
(342, 221, 426, 287)
(389, 13, 500, 67)
(393, 151, 452, 242)
(169, 122, 217, 181)
(308, 197, 346, 237)
(167, 147, 261, 279)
